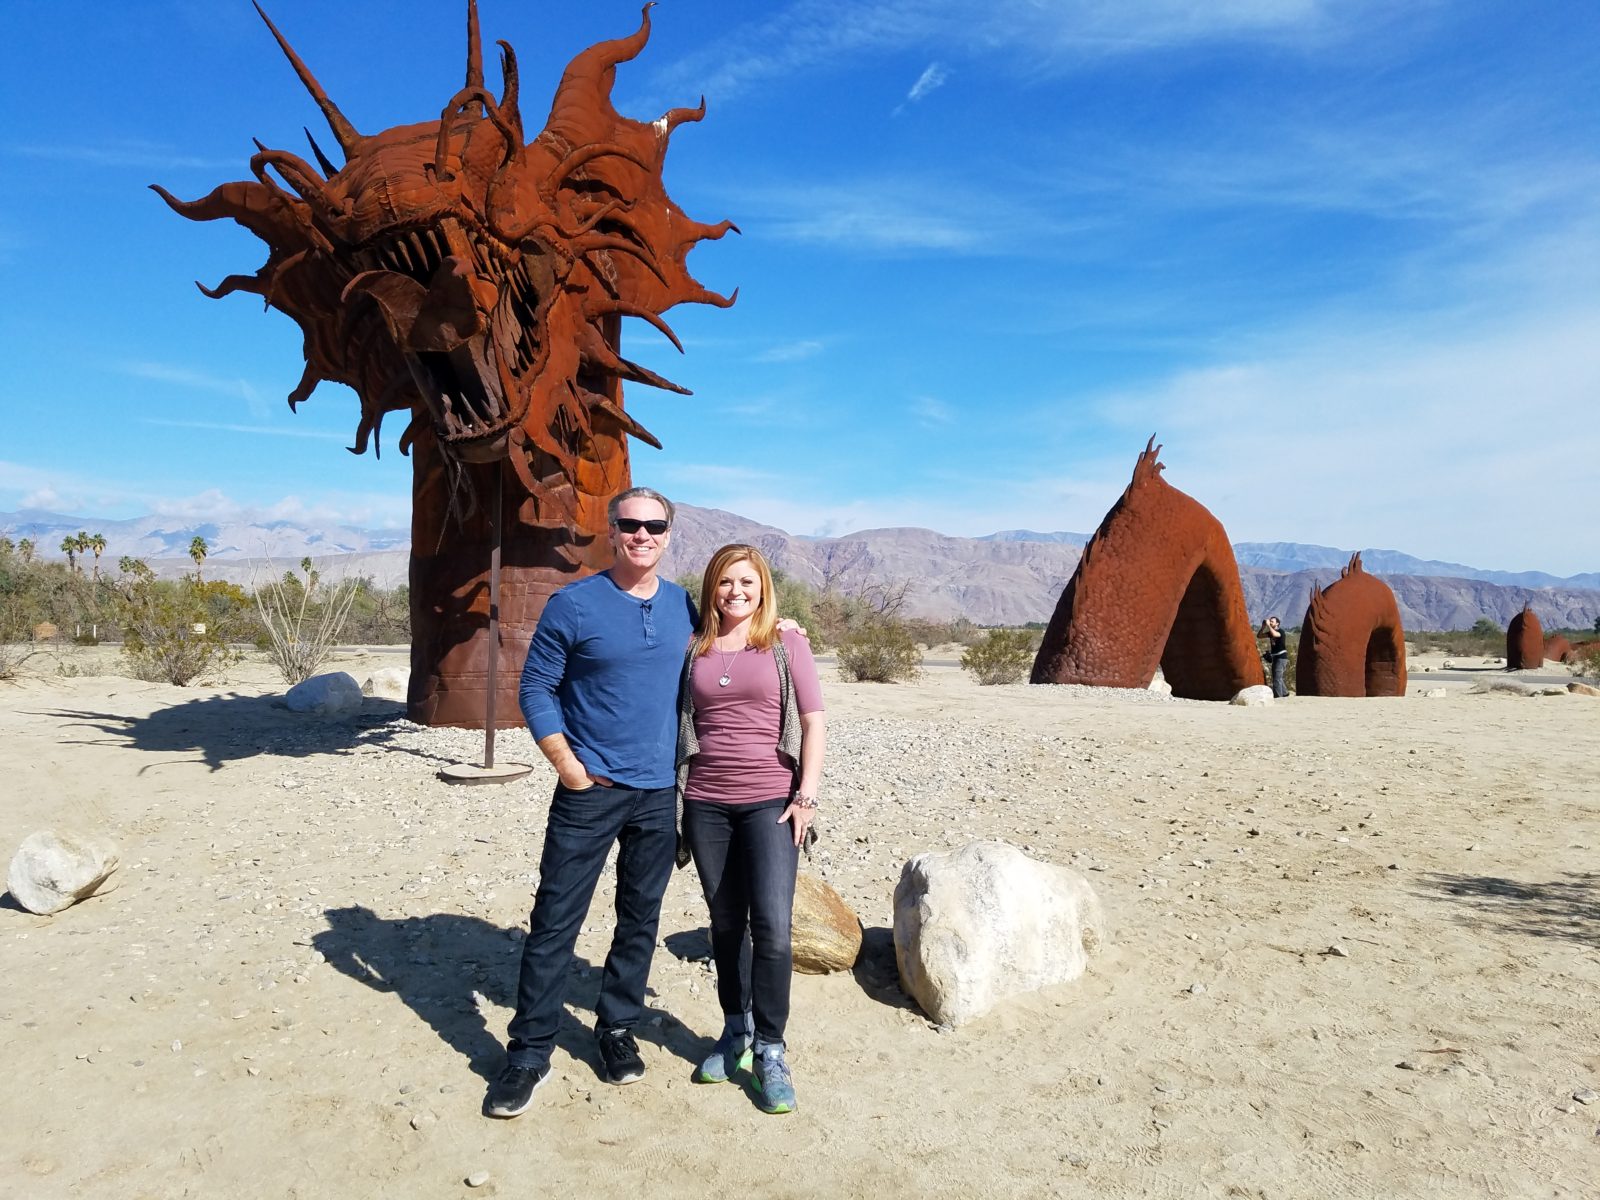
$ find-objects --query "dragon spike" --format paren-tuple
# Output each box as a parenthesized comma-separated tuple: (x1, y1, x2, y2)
(549, 3, 654, 126)
(659, 97, 706, 137)
(464, 0, 484, 104)
(252, 1, 362, 155)
(195, 272, 268, 301)
(584, 299, 683, 353)
(286, 363, 319, 411)
(496, 40, 522, 139)
(303, 127, 337, 177)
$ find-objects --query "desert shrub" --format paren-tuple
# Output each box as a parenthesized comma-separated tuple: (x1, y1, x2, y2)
(1410, 626, 1505, 659)
(960, 628, 1037, 685)
(253, 558, 362, 685)
(1580, 643, 1600, 680)
(836, 616, 923, 683)
(115, 562, 237, 686)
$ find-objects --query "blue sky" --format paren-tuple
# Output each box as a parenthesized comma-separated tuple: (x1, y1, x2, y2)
(2, 0, 1596, 574)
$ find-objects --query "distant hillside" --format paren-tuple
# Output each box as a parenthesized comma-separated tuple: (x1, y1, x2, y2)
(0, 508, 406, 563)
(1233, 541, 1600, 590)
(5, 506, 1596, 632)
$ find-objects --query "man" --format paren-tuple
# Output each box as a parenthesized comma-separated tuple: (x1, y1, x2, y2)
(487, 486, 694, 1118)
(1259, 614, 1289, 698)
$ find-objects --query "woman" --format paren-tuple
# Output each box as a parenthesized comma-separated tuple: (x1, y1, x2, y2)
(1260, 615, 1289, 698)
(676, 544, 825, 1115)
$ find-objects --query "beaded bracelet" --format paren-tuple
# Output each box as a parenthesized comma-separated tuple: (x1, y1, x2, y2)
(793, 793, 819, 809)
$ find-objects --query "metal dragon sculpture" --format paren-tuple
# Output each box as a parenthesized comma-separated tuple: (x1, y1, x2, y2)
(154, 1, 734, 726)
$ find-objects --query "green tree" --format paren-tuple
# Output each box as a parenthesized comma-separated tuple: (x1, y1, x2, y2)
(189, 536, 209, 581)
(60, 536, 78, 574)
(18, 538, 34, 564)
(87, 532, 106, 582)
(0, 536, 13, 558)
(1469, 617, 1499, 637)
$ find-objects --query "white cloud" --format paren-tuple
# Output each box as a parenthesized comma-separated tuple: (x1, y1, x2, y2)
(119, 361, 270, 418)
(911, 396, 956, 427)
(651, 0, 1387, 100)
(753, 339, 825, 363)
(729, 178, 1095, 253)
(1070, 308, 1600, 575)
(0, 463, 409, 531)
(141, 418, 346, 442)
(907, 62, 949, 103)
(12, 140, 237, 171)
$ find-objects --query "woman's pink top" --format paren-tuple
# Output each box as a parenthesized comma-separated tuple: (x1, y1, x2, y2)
(684, 628, 824, 805)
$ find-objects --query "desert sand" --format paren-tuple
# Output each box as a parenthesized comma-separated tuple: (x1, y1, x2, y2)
(2, 646, 1597, 1199)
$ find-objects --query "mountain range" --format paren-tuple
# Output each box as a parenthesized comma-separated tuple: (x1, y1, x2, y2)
(4, 506, 1596, 632)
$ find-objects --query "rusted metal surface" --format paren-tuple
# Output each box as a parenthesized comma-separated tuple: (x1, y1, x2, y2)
(1295, 553, 1408, 697)
(1031, 438, 1264, 701)
(1507, 604, 1544, 670)
(156, 3, 734, 725)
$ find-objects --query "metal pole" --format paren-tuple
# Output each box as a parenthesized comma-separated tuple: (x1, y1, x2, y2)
(483, 461, 503, 769)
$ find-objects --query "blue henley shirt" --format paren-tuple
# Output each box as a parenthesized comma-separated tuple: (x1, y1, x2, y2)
(518, 571, 697, 789)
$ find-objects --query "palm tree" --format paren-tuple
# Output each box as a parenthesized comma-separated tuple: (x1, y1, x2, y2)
(189, 535, 209, 581)
(0, 536, 12, 558)
(88, 532, 106, 582)
(60, 535, 78, 574)
(18, 538, 34, 564)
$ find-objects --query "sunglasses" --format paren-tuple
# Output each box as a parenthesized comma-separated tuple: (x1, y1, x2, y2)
(612, 518, 670, 535)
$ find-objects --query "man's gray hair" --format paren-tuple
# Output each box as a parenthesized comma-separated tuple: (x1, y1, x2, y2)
(607, 487, 675, 527)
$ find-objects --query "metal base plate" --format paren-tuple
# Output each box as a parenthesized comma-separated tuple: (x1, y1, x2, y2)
(437, 762, 534, 785)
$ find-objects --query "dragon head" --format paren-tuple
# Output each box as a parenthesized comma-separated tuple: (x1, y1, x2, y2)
(154, 1, 735, 522)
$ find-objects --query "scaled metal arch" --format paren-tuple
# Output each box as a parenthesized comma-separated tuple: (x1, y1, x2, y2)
(1294, 553, 1407, 697)
(1506, 604, 1543, 669)
(1030, 438, 1264, 700)
(155, 2, 735, 725)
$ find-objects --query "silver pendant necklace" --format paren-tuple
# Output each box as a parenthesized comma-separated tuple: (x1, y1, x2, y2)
(716, 634, 743, 686)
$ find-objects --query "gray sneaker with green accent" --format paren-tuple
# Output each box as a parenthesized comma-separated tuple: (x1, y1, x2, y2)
(693, 1031, 753, 1084)
(752, 1044, 795, 1114)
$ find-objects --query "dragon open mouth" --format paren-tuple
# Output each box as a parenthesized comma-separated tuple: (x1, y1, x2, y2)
(346, 219, 552, 462)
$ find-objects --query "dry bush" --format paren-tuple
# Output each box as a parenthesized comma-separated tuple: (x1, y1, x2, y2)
(837, 617, 923, 683)
(960, 628, 1038, 685)
(253, 558, 362, 685)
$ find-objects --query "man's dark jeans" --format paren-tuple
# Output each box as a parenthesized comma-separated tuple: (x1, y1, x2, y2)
(1270, 653, 1289, 698)
(505, 781, 676, 1071)
(682, 796, 799, 1047)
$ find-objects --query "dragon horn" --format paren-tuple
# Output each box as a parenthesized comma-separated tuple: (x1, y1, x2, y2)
(252, 2, 363, 155)
(548, 3, 654, 129)
(465, 0, 484, 97)
(496, 40, 522, 139)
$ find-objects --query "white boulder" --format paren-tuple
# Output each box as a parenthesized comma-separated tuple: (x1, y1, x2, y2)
(285, 671, 364, 715)
(892, 841, 1105, 1027)
(7, 830, 120, 915)
(1231, 685, 1275, 706)
(361, 666, 410, 702)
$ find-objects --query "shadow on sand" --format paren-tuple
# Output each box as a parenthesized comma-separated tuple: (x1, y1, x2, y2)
(315, 906, 708, 1083)
(670, 922, 918, 1014)
(35, 694, 425, 772)
(1415, 871, 1600, 947)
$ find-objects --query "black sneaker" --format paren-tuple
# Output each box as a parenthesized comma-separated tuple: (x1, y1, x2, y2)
(597, 1027, 645, 1085)
(485, 1062, 550, 1118)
